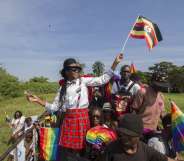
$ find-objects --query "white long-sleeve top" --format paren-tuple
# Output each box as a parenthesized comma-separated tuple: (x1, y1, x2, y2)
(45, 69, 114, 113)
(11, 116, 25, 134)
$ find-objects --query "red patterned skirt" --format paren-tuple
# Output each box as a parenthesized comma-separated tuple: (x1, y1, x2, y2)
(59, 108, 90, 150)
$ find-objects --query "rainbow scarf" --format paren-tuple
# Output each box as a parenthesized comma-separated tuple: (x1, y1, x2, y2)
(86, 126, 117, 146)
(39, 128, 60, 161)
(171, 101, 184, 152)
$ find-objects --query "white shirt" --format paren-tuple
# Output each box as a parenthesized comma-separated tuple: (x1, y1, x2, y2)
(112, 80, 140, 96)
(148, 137, 166, 154)
(45, 69, 114, 113)
(11, 116, 25, 134)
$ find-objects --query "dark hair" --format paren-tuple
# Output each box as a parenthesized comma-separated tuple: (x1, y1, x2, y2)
(59, 58, 78, 104)
(60, 58, 78, 78)
(25, 117, 32, 124)
(14, 110, 22, 119)
(150, 82, 160, 92)
(148, 73, 160, 92)
(59, 81, 67, 106)
(60, 69, 66, 78)
(120, 65, 130, 74)
(89, 106, 104, 127)
(63, 58, 77, 68)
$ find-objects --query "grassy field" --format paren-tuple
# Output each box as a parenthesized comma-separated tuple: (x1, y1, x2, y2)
(0, 93, 55, 157)
(0, 93, 184, 157)
(163, 93, 184, 111)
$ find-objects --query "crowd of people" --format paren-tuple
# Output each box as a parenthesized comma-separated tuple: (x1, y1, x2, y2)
(5, 53, 182, 161)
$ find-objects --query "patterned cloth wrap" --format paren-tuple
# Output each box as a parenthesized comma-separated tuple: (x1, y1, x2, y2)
(60, 108, 90, 150)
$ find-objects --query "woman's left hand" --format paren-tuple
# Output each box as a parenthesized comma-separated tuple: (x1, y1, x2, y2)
(114, 53, 123, 64)
(111, 53, 123, 71)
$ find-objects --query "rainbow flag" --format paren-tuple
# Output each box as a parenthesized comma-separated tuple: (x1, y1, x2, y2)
(86, 126, 117, 146)
(171, 101, 184, 152)
(130, 63, 137, 74)
(130, 16, 162, 49)
(39, 128, 60, 161)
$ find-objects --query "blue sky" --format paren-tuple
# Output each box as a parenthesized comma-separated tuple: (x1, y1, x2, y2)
(0, 0, 184, 81)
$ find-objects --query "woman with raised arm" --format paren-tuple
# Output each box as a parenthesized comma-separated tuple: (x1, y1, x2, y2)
(26, 54, 123, 157)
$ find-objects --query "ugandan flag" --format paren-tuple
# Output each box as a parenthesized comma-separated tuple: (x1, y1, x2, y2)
(130, 16, 163, 49)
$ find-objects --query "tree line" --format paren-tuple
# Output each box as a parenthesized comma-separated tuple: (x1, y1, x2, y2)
(92, 61, 184, 93)
(0, 67, 58, 100)
(0, 61, 183, 100)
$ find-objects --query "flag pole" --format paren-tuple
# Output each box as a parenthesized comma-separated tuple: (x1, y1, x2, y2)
(168, 98, 172, 108)
(121, 15, 140, 53)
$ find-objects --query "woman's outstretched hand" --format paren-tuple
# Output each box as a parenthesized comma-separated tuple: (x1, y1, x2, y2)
(25, 91, 46, 106)
(27, 94, 39, 103)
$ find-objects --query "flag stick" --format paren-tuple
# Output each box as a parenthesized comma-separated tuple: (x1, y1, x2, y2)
(167, 98, 172, 109)
(121, 15, 140, 53)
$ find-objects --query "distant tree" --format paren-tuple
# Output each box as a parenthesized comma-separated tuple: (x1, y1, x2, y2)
(0, 66, 6, 75)
(92, 61, 105, 76)
(148, 62, 177, 82)
(0, 67, 18, 82)
(136, 71, 151, 84)
(80, 63, 85, 75)
(0, 67, 22, 99)
(168, 66, 184, 92)
(29, 76, 49, 83)
(0, 67, 58, 99)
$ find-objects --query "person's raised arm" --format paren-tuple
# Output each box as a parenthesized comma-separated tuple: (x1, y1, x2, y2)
(83, 53, 123, 86)
(111, 53, 123, 71)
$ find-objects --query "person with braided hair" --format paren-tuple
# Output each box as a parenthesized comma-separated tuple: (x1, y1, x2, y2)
(26, 54, 123, 157)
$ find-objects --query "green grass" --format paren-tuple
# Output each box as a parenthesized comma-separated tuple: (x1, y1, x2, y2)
(164, 93, 184, 112)
(0, 93, 55, 156)
(0, 93, 184, 157)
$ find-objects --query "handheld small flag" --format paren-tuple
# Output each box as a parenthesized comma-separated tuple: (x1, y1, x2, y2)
(130, 63, 137, 73)
(130, 16, 163, 49)
(171, 101, 184, 152)
(39, 128, 60, 161)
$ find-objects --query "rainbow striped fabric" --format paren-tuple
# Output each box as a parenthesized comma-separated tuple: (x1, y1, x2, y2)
(86, 126, 117, 146)
(39, 127, 60, 161)
(171, 101, 184, 152)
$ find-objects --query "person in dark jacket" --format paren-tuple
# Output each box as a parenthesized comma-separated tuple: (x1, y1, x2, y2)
(102, 113, 176, 161)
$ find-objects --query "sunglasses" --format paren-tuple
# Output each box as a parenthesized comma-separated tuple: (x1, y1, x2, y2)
(122, 70, 130, 73)
(65, 66, 81, 73)
(92, 115, 101, 119)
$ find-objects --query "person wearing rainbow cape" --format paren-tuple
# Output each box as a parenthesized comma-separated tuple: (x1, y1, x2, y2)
(26, 53, 123, 157)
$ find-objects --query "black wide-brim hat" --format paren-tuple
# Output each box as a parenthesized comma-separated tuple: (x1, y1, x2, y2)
(60, 58, 82, 77)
